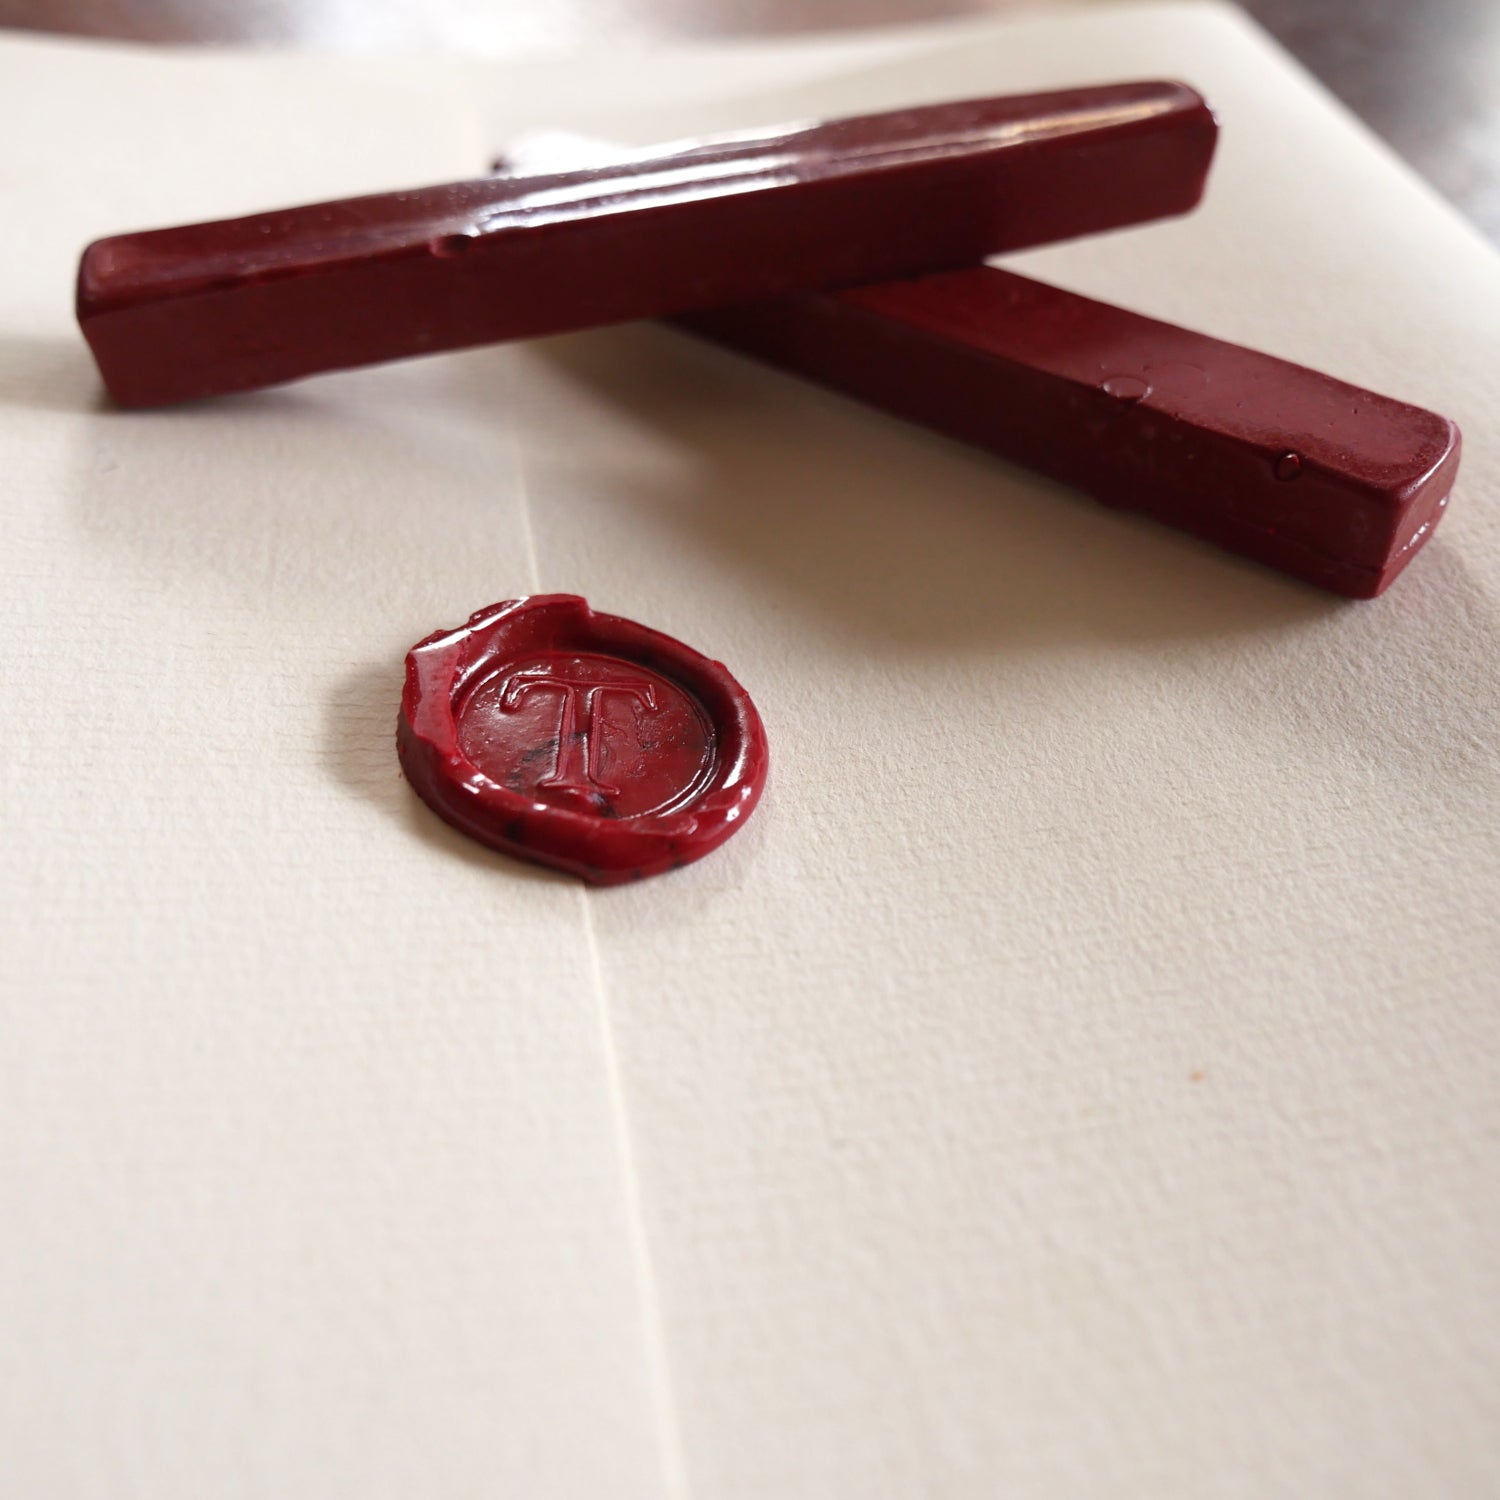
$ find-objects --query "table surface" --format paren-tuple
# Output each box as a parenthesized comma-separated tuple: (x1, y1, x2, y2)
(3, 0, 1497, 242)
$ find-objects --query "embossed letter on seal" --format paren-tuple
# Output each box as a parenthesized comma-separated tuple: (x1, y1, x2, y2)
(397, 595, 768, 884)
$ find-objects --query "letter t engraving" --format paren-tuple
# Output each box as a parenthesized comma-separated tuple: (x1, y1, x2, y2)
(501, 667, 658, 798)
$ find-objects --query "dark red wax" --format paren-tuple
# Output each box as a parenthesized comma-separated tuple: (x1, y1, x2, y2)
(77, 83, 1216, 407)
(397, 595, 767, 884)
(676, 267, 1460, 598)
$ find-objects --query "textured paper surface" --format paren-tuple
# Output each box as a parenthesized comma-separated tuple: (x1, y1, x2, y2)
(3, 5, 1498, 1497)
(0, 40, 671, 1500)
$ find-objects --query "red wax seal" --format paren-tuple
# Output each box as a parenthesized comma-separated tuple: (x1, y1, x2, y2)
(397, 595, 767, 884)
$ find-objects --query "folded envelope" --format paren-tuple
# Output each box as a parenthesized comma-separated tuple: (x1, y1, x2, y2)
(3, 5, 1499, 1497)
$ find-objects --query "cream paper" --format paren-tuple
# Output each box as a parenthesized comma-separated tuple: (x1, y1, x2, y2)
(3, 5, 1498, 1496)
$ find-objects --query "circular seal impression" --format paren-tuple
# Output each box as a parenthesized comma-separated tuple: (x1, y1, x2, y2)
(397, 595, 768, 884)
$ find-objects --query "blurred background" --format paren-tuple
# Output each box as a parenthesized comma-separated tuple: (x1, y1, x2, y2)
(4, 0, 1497, 240)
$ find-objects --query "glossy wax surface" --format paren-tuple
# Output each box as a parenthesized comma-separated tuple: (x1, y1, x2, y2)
(77, 82, 1216, 406)
(456, 651, 715, 821)
(678, 266, 1460, 597)
(398, 595, 767, 884)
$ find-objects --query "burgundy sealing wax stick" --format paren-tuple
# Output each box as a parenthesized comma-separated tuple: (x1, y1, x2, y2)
(77, 82, 1216, 407)
(676, 269, 1460, 598)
